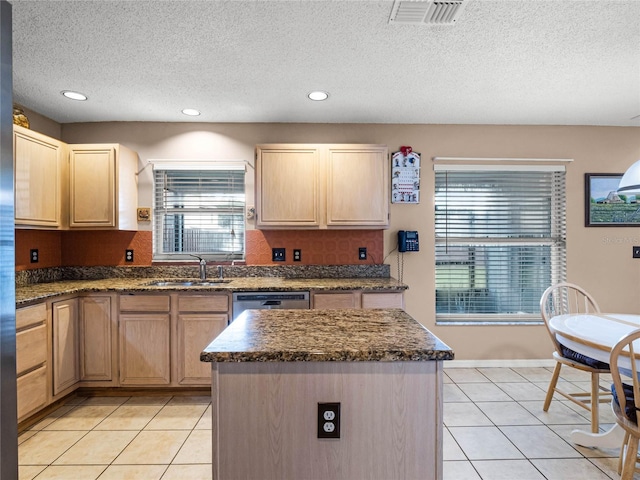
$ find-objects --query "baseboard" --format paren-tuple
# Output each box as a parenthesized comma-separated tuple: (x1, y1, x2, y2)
(444, 358, 556, 368)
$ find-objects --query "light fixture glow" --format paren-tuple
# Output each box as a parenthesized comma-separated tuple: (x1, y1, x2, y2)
(618, 159, 640, 195)
(181, 108, 201, 116)
(308, 91, 329, 101)
(61, 90, 87, 101)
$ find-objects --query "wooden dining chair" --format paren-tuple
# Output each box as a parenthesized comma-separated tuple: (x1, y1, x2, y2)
(540, 282, 611, 433)
(609, 328, 640, 480)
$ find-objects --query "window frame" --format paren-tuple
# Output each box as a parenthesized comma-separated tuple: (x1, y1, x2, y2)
(434, 163, 567, 325)
(150, 159, 247, 262)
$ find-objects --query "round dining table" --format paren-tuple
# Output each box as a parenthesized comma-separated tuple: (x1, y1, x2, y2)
(548, 312, 640, 448)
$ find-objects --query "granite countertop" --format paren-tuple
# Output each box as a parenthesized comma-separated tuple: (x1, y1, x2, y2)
(15, 277, 407, 306)
(201, 308, 454, 362)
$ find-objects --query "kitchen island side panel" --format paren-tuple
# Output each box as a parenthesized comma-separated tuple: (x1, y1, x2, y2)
(211, 361, 443, 480)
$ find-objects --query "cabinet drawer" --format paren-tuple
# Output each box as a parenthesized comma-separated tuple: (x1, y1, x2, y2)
(16, 303, 47, 330)
(178, 295, 229, 312)
(17, 365, 47, 420)
(16, 324, 47, 375)
(361, 292, 404, 309)
(313, 293, 358, 309)
(120, 295, 170, 312)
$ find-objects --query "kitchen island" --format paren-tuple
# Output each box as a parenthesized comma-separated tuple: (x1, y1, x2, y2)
(201, 308, 454, 480)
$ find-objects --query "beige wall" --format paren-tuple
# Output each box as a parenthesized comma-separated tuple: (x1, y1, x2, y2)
(61, 122, 640, 359)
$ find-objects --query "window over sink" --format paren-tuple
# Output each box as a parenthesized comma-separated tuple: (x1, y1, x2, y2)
(151, 160, 246, 261)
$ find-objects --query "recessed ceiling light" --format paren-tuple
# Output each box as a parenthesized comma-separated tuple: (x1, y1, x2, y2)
(61, 90, 87, 101)
(308, 91, 329, 101)
(181, 108, 201, 116)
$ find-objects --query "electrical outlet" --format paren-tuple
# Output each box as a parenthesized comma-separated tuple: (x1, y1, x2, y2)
(358, 247, 367, 260)
(125, 249, 134, 262)
(30, 249, 39, 263)
(317, 402, 340, 439)
(634, 246, 640, 258)
(293, 249, 301, 262)
(272, 248, 285, 262)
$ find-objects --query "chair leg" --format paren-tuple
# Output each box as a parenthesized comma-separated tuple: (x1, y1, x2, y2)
(619, 431, 630, 474)
(621, 433, 639, 480)
(590, 372, 599, 433)
(543, 362, 562, 412)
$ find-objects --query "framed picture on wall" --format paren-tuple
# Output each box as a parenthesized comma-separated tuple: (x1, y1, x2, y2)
(585, 173, 640, 226)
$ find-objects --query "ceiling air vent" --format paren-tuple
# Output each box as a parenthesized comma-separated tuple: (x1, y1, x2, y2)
(389, 0, 468, 25)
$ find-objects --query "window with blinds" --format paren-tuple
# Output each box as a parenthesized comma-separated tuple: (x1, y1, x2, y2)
(153, 165, 245, 261)
(434, 166, 566, 323)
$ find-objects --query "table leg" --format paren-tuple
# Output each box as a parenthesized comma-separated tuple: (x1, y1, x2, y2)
(570, 424, 625, 449)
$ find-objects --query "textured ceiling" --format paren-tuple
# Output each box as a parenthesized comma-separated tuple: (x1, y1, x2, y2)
(8, 0, 640, 126)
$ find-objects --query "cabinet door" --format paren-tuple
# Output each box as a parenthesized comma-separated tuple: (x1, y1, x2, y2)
(256, 146, 321, 227)
(14, 125, 64, 228)
(69, 145, 115, 227)
(178, 314, 228, 385)
(326, 146, 389, 227)
(313, 292, 359, 309)
(52, 298, 80, 395)
(79, 296, 113, 381)
(361, 292, 404, 309)
(17, 366, 48, 421)
(119, 314, 171, 385)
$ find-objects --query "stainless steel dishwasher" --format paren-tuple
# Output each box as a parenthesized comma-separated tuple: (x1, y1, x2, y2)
(232, 291, 310, 321)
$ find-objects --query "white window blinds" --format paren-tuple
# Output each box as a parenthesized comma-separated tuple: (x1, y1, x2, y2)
(434, 165, 566, 323)
(153, 163, 245, 261)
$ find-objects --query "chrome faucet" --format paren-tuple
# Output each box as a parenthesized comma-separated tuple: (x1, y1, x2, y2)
(190, 255, 207, 280)
(217, 265, 224, 281)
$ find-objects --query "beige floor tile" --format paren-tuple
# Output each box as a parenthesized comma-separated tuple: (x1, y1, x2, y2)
(478, 367, 527, 383)
(448, 426, 524, 460)
(18, 465, 45, 480)
(53, 430, 138, 465)
(444, 368, 490, 383)
(443, 372, 453, 383)
(443, 428, 466, 461)
(18, 430, 38, 445)
(43, 405, 119, 431)
(166, 395, 211, 405)
(114, 430, 190, 465)
(519, 400, 592, 425)
(65, 395, 89, 405)
(546, 424, 619, 458)
(496, 382, 547, 401)
(18, 430, 86, 465)
(124, 396, 172, 406)
(476, 402, 543, 426)
(530, 458, 612, 479)
(443, 383, 471, 403)
(458, 382, 513, 402)
(443, 460, 481, 480)
(79, 396, 131, 406)
(472, 459, 546, 479)
(144, 404, 208, 430)
(27, 465, 106, 480)
(511, 367, 554, 382)
(28, 405, 77, 431)
(96, 464, 168, 480)
(587, 456, 623, 479)
(173, 430, 212, 464)
(95, 405, 163, 430)
(195, 405, 212, 430)
(443, 402, 493, 427)
(500, 425, 582, 458)
(161, 464, 212, 480)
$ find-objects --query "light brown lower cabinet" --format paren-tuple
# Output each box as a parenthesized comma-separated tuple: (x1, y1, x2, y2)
(52, 298, 80, 396)
(311, 290, 404, 310)
(79, 295, 115, 382)
(16, 303, 49, 421)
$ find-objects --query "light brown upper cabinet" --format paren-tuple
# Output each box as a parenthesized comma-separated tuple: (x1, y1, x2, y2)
(14, 125, 66, 228)
(68, 144, 139, 230)
(256, 144, 389, 229)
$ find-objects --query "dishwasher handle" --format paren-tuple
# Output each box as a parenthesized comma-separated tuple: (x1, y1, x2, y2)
(262, 300, 282, 306)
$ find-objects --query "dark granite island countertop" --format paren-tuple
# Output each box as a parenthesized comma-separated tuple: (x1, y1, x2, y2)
(201, 308, 454, 363)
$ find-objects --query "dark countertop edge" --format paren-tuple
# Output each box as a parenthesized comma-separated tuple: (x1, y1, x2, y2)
(15, 278, 408, 306)
(200, 351, 455, 363)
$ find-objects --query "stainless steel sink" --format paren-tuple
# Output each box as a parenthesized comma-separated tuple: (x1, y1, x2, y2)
(145, 279, 232, 287)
